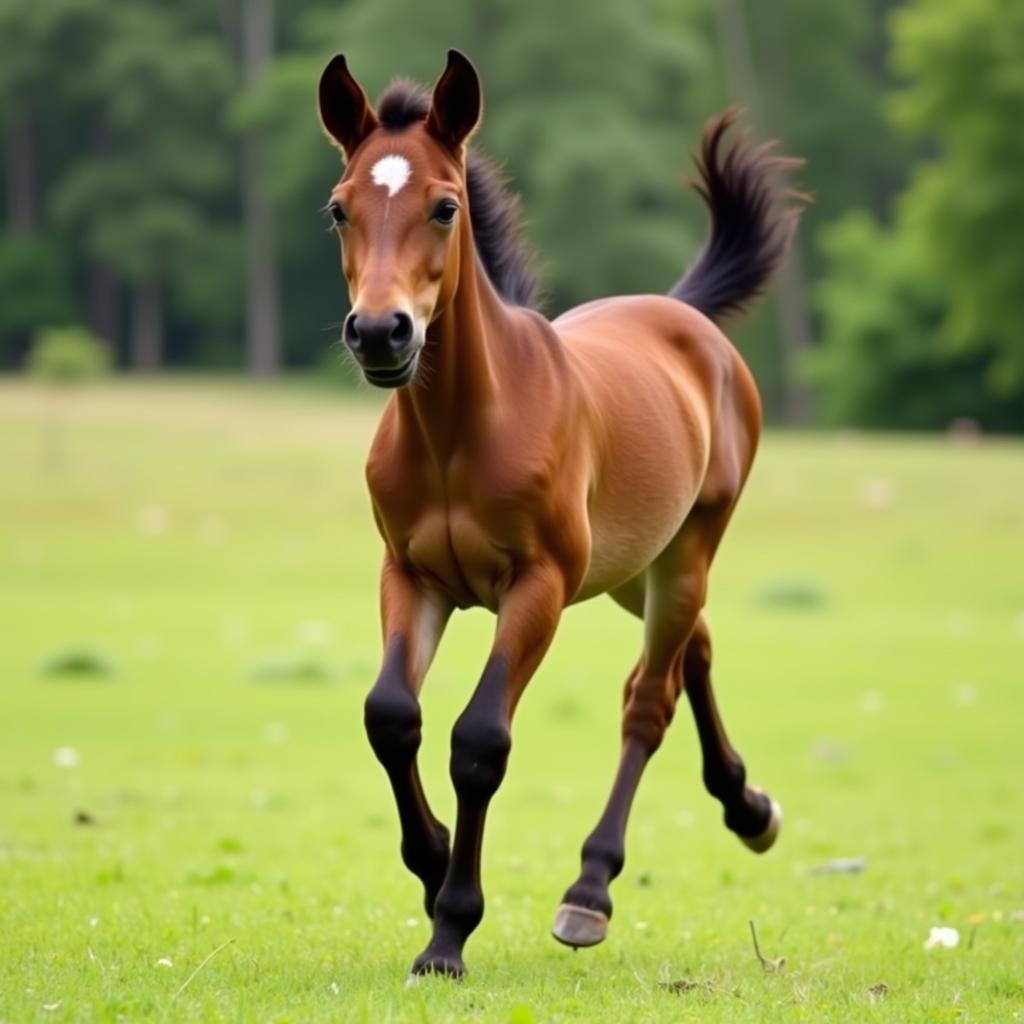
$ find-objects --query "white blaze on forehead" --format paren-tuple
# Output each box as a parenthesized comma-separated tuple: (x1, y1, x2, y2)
(370, 154, 411, 197)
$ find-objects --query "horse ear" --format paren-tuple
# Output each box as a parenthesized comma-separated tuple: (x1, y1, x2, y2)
(425, 49, 482, 153)
(318, 54, 378, 158)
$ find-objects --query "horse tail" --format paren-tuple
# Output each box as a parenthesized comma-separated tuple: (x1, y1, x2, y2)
(669, 109, 807, 324)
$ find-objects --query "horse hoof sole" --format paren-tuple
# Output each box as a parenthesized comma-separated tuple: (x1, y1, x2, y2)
(552, 903, 609, 948)
(740, 791, 782, 854)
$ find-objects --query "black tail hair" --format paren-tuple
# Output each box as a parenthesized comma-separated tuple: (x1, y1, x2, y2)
(670, 109, 807, 323)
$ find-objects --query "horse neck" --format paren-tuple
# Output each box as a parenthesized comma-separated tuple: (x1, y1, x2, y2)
(396, 221, 516, 459)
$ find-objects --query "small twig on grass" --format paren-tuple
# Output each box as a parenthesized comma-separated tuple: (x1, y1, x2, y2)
(749, 920, 786, 973)
(173, 938, 235, 1000)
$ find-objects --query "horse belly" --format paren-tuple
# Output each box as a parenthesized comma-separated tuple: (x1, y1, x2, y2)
(577, 481, 693, 601)
(575, 375, 710, 601)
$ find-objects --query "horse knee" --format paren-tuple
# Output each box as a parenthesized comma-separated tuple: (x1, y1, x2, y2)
(450, 714, 511, 802)
(364, 682, 422, 768)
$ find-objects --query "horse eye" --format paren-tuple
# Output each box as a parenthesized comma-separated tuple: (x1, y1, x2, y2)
(431, 199, 459, 225)
(327, 202, 347, 226)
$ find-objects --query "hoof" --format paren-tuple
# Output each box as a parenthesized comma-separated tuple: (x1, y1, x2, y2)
(740, 789, 782, 854)
(410, 949, 465, 980)
(552, 903, 609, 949)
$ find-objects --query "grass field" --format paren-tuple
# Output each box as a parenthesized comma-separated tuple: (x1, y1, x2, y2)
(1, 379, 1022, 1023)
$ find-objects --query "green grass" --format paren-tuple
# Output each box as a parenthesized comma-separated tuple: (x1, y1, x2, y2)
(1, 379, 1022, 1023)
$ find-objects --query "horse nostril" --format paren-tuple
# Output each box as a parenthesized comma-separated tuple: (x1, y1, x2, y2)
(391, 312, 413, 347)
(343, 313, 361, 349)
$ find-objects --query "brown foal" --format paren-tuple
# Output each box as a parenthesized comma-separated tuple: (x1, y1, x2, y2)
(318, 49, 804, 978)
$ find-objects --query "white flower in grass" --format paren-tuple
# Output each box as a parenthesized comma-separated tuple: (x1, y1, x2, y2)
(54, 747, 79, 769)
(924, 926, 960, 950)
(155, 957, 173, 968)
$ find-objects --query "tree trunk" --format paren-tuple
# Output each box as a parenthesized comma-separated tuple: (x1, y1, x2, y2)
(775, 251, 814, 422)
(131, 277, 163, 371)
(241, 0, 281, 377)
(90, 261, 120, 347)
(6, 108, 37, 236)
(715, 0, 813, 424)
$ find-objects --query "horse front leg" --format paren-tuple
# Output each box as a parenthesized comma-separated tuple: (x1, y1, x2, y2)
(363, 557, 453, 917)
(410, 563, 566, 979)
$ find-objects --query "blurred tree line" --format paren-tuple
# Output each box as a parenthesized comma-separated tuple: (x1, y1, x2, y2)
(1, 0, 1021, 428)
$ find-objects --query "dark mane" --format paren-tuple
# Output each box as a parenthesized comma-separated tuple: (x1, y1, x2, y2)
(374, 80, 539, 309)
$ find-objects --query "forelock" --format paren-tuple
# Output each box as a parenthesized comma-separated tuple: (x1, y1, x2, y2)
(376, 79, 430, 130)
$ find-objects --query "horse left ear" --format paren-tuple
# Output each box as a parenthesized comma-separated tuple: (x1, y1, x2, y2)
(426, 49, 482, 153)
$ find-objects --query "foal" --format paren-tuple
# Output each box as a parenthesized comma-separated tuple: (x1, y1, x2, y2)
(318, 49, 803, 978)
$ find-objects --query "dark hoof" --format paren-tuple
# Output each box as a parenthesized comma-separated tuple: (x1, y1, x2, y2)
(410, 949, 465, 979)
(551, 903, 609, 949)
(739, 788, 782, 854)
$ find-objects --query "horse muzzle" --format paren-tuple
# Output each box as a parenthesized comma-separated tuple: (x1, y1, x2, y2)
(343, 310, 424, 388)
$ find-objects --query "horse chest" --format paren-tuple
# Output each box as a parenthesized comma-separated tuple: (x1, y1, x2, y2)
(391, 502, 516, 611)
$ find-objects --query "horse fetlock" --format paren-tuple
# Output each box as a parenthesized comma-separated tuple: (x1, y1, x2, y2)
(580, 835, 625, 881)
(433, 882, 485, 937)
(704, 755, 747, 804)
(400, 826, 450, 881)
(732, 788, 782, 853)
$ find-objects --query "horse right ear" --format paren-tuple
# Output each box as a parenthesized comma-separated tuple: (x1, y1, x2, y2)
(318, 54, 378, 158)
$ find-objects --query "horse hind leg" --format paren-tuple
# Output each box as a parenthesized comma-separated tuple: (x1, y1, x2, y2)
(683, 614, 781, 851)
(552, 547, 705, 949)
(552, 498, 775, 949)
(552, 653, 681, 949)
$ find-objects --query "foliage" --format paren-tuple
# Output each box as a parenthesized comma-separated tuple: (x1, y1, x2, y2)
(27, 325, 111, 384)
(0, 235, 77, 365)
(50, 4, 235, 282)
(2, 0, 1023, 429)
(0, 0, 107, 120)
(812, 0, 1024, 429)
